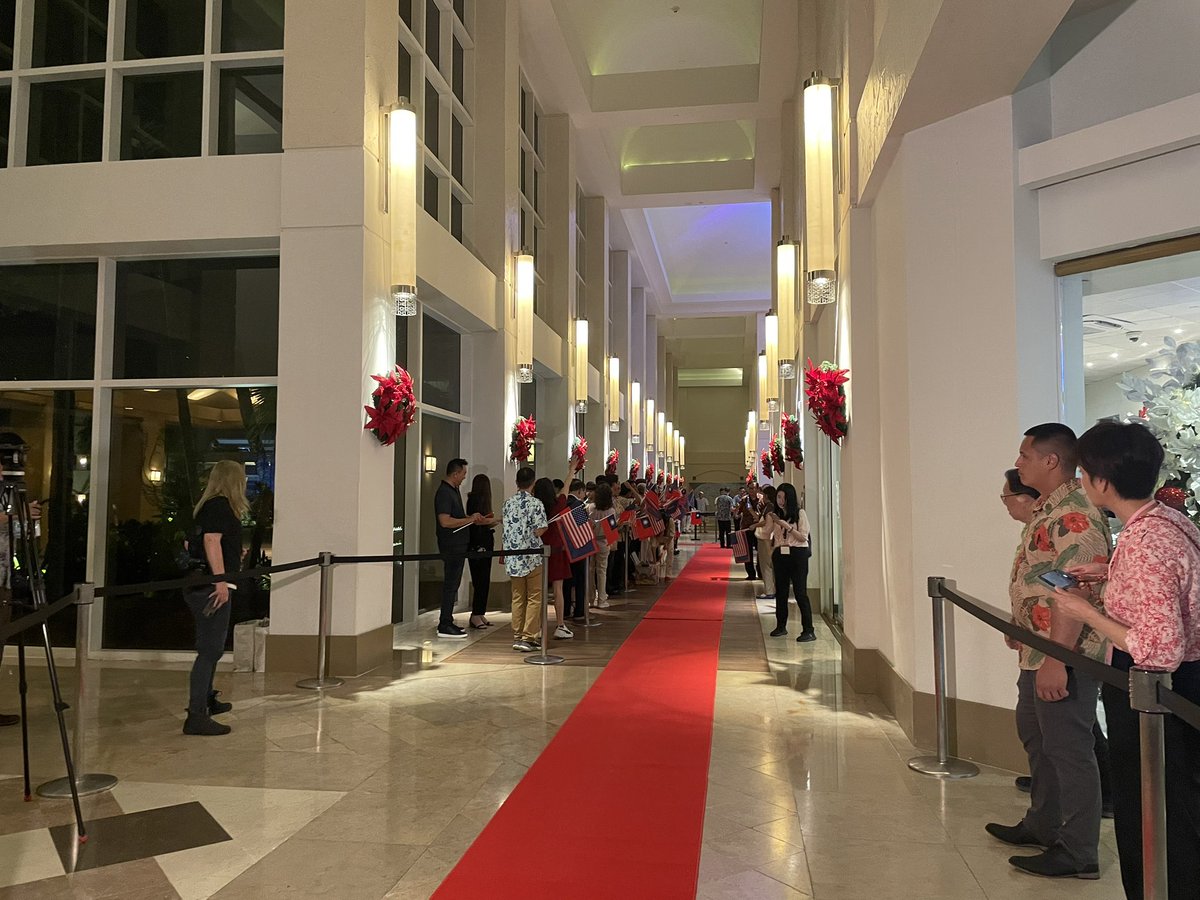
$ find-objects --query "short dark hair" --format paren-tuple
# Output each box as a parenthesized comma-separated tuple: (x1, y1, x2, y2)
(571, 479, 584, 492)
(446, 458, 468, 476)
(552, 479, 564, 490)
(1024, 423, 1078, 472)
(1076, 421, 1164, 500)
(1004, 469, 1039, 500)
(515, 466, 536, 489)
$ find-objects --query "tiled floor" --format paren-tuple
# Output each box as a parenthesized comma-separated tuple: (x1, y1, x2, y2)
(0, 540, 1124, 899)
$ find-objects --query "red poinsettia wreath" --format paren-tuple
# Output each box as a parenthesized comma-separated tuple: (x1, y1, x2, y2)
(363, 365, 417, 446)
(570, 436, 588, 470)
(770, 435, 785, 475)
(646, 463, 655, 482)
(804, 359, 850, 444)
(510, 416, 537, 463)
(760, 449, 773, 480)
(781, 414, 804, 467)
(745, 467, 755, 486)
(656, 470, 665, 485)
(605, 448, 619, 476)
(629, 460, 641, 480)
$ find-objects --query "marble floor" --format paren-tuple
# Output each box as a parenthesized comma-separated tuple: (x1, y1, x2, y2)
(0, 542, 1124, 899)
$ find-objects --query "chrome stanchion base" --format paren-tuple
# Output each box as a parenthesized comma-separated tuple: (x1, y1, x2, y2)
(296, 676, 345, 690)
(37, 773, 119, 798)
(524, 653, 565, 666)
(907, 755, 979, 778)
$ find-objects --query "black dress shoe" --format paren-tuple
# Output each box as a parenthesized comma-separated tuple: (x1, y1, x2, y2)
(208, 691, 233, 715)
(770, 627, 787, 637)
(1014, 775, 1031, 793)
(1009, 849, 1099, 880)
(985, 822, 1045, 848)
(0, 713, 19, 727)
(183, 714, 231, 736)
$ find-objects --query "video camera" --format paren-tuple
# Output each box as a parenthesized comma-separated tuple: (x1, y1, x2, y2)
(0, 432, 26, 482)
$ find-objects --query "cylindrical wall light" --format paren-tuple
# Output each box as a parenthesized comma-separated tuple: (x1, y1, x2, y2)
(672, 428, 680, 467)
(657, 411, 666, 459)
(388, 99, 419, 317)
(573, 318, 589, 413)
(746, 410, 756, 463)
(607, 356, 620, 431)
(764, 313, 779, 413)
(664, 419, 673, 462)
(645, 397, 655, 452)
(776, 238, 799, 378)
(679, 435, 685, 468)
(804, 72, 837, 306)
(757, 351, 770, 430)
(515, 253, 535, 383)
(630, 381, 641, 444)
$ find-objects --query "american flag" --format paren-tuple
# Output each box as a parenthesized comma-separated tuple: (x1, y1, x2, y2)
(664, 490, 685, 519)
(642, 489, 661, 513)
(599, 514, 619, 546)
(732, 529, 752, 563)
(557, 503, 599, 563)
(632, 513, 665, 540)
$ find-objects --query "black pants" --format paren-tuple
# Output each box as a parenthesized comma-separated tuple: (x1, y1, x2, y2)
(1092, 719, 1112, 807)
(440, 553, 466, 628)
(468, 556, 492, 616)
(717, 520, 732, 547)
(606, 541, 625, 594)
(184, 588, 232, 717)
(563, 559, 588, 618)
(743, 537, 758, 579)
(1103, 652, 1200, 900)
(772, 549, 812, 633)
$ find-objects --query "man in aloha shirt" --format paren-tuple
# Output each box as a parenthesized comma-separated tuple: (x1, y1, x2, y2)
(988, 423, 1111, 880)
(501, 466, 548, 651)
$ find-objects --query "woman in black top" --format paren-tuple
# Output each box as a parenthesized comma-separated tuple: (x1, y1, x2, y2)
(183, 460, 247, 736)
(465, 474, 497, 629)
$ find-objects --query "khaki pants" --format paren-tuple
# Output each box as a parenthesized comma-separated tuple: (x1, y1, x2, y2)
(756, 537, 775, 594)
(590, 542, 610, 604)
(510, 567, 543, 642)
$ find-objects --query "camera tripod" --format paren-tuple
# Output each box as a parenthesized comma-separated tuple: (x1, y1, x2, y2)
(2, 478, 88, 841)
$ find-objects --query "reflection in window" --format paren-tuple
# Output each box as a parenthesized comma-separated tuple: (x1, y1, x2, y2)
(125, 0, 205, 59)
(0, 263, 98, 381)
(221, 0, 284, 52)
(218, 66, 283, 155)
(422, 315, 461, 413)
(113, 257, 280, 379)
(32, 0, 108, 67)
(102, 387, 276, 650)
(0, 390, 93, 646)
(0, 86, 9, 166)
(121, 71, 204, 159)
(27, 79, 105, 166)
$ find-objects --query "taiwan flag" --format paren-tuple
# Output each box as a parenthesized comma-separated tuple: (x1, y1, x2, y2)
(690, 511, 703, 527)
(632, 513, 665, 541)
(642, 489, 661, 513)
(599, 514, 619, 546)
(618, 507, 636, 527)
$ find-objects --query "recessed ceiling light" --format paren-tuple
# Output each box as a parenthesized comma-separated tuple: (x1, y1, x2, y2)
(1109, 352, 1119, 359)
(1086, 362, 1095, 368)
(1141, 342, 1149, 347)
(1175, 328, 1184, 334)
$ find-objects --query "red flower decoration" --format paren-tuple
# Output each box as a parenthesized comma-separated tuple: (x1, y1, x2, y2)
(804, 359, 849, 444)
(1156, 486, 1189, 511)
(656, 470, 665, 485)
(570, 436, 588, 470)
(605, 448, 619, 476)
(363, 365, 417, 446)
(647, 463, 655, 482)
(629, 461, 641, 480)
(781, 414, 804, 467)
(745, 468, 755, 486)
(510, 416, 537, 462)
(770, 435, 785, 476)
(760, 449, 773, 480)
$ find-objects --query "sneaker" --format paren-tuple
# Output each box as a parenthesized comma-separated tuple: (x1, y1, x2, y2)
(985, 822, 1045, 848)
(1008, 849, 1099, 880)
(524, 640, 542, 652)
(183, 714, 231, 736)
(756, 594, 776, 600)
(208, 691, 233, 715)
(796, 630, 817, 643)
(597, 599, 611, 609)
(770, 627, 787, 637)
(513, 639, 533, 652)
(437, 624, 468, 639)
(554, 624, 574, 639)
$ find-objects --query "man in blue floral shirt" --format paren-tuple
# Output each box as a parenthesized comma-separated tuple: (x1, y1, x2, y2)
(501, 466, 548, 652)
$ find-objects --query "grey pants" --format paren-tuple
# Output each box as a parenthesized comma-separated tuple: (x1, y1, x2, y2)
(185, 588, 232, 717)
(1016, 668, 1101, 867)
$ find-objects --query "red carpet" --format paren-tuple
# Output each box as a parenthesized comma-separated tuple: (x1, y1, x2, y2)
(433, 545, 731, 899)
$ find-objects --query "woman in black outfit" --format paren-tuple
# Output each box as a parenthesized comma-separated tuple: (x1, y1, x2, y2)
(465, 474, 497, 629)
(183, 460, 247, 736)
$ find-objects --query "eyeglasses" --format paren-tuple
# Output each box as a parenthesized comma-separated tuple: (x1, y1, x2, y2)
(1000, 492, 1023, 500)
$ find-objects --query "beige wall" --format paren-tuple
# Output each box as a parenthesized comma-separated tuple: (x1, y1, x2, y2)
(677, 384, 752, 484)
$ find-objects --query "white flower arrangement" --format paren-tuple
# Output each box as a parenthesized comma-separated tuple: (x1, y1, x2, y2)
(1118, 337, 1200, 513)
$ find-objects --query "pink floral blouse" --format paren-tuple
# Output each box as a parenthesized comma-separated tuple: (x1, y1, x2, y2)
(1107, 501, 1200, 670)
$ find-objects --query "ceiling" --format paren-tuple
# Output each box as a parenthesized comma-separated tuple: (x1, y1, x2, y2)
(519, 0, 796, 324)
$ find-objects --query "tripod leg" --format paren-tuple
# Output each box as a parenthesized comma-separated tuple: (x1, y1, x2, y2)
(18, 632, 30, 801)
(38, 622, 87, 842)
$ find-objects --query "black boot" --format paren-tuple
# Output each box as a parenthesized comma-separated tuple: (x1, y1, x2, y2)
(208, 691, 233, 715)
(183, 713, 231, 736)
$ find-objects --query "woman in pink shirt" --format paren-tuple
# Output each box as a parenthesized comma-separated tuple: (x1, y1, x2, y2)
(1055, 421, 1200, 899)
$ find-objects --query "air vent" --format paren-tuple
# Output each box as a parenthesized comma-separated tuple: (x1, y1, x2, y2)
(1082, 315, 1135, 336)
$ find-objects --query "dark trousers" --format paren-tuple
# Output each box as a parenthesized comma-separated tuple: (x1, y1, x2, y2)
(440, 553, 466, 628)
(1104, 652, 1200, 900)
(563, 559, 588, 618)
(468, 556, 491, 616)
(1016, 667, 1102, 868)
(717, 520, 732, 547)
(184, 588, 232, 717)
(742, 537, 758, 579)
(1092, 720, 1112, 806)
(772, 549, 812, 633)
(606, 542, 625, 594)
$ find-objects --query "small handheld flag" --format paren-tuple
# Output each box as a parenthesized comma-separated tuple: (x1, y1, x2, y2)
(557, 503, 599, 562)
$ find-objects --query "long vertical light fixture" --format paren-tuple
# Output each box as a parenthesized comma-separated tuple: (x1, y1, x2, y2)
(573, 318, 589, 413)
(645, 398, 655, 452)
(607, 357, 620, 431)
(657, 411, 666, 462)
(630, 381, 641, 444)
(679, 435, 685, 470)
(776, 238, 798, 378)
(764, 313, 780, 413)
(672, 428, 680, 472)
(515, 253, 534, 383)
(746, 410, 756, 465)
(388, 99, 418, 317)
(804, 72, 837, 306)
(665, 419, 673, 462)
(757, 351, 770, 431)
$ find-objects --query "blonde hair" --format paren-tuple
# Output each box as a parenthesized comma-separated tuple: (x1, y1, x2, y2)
(194, 460, 249, 519)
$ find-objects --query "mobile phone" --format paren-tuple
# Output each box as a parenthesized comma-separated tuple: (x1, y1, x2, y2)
(1037, 569, 1079, 590)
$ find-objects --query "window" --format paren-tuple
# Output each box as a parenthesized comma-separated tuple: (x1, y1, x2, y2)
(424, 78, 439, 156)
(218, 66, 283, 155)
(124, 0, 205, 59)
(0, 85, 9, 166)
(423, 165, 439, 220)
(32, 0, 108, 67)
(398, 42, 412, 100)
(424, 0, 440, 70)
(421, 315, 461, 412)
(27, 79, 105, 165)
(1, 3, 15, 70)
(519, 74, 546, 315)
(113, 257, 280, 379)
(121, 71, 204, 159)
(399, 0, 413, 29)
(221, 0, 284, 52)
(0, 263, 98, 381)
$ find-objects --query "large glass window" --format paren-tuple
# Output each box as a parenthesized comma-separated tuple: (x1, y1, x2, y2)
(218, 66, 283, 155)
(0, 263, 98, 381)
(121, 71, 204, 159)
(102, 387, 276, 650)
(1, 3, 15, 70)
(27, 79, 105, 166)
(113, 257, 280, 379)
(0, 85, 10, 166)
(221, 0, 284, 52)
(124, 0, 205, 60)
(421, 315, 460, 412)
(32, 0, 108, 67)
(417, 413, 459, 612)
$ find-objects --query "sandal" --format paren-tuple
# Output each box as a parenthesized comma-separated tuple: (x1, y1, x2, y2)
(469, 618, 491, 630)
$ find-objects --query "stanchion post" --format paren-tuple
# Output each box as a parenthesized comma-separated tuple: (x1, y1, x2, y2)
(525, 547, 563, 666)
(908, 576, 979, 779)
(37, 583, 119, 798)
(1129, 668, 1170, 900)
(297, 552, 345, 690)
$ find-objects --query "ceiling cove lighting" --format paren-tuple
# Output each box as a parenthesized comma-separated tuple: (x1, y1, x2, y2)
(573, 318, 589, 414)
(608, 356, 621, 431)
(630, 381, 642, 444)
(388, 98, 419, 317)
(803, 72, 837, 306)
(645, 397, 655, 452)
(515, 253, 535, 383)
(764, 313, 780, 413)
(776, 237, 799, 378)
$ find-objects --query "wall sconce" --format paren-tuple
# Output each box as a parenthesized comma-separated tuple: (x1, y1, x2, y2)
(573, 318, 589, 413)
(657, 411, 666, 459)
(746, 410, 756, 462)
(803, 72, 837, 306)
(764, 313, 779, 413)
(148, 468, 163, 484)
(672, 428, 680, 466)
(665, 419, 674, 462)
(645, 397, 655, 452)
(679, 435, 686, 469)
(607, 356, 620, 432)
(387, 98, 419, 317)
(75, 493, 87, 505)
(424, 454, 438, 474)
(757, 351, 770, 430)
(527, 443, 536, 464)
(630, 381, 641, 444)
(77, 455, 89, 469)
(515, 252, 534, 383)
(776, 238, 799, 378)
